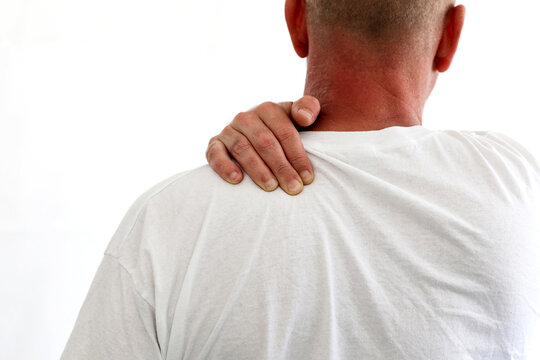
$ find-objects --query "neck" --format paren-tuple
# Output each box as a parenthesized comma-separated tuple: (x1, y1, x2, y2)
(302, 39, 435, 132)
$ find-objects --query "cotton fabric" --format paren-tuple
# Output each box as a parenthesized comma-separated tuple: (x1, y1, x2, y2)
(61, 126, 540, 359)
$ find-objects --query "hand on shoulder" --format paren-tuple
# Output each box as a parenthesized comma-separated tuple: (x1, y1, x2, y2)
(206, 96, 320, 196)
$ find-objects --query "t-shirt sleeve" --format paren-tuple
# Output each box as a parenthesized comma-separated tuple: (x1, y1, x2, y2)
(60, 254, 162, 360)
(484, 131, 540, 179)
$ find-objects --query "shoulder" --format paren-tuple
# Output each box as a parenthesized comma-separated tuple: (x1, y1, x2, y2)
(482, 131, 539, 170)
(103, 165, 220, 257)
(103, 164, 281, 258)
(474, 130, 539, 179)
(436, 129, 539, 181)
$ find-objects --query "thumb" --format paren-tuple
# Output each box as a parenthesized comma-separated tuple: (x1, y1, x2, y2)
(291, 95, 320, 127)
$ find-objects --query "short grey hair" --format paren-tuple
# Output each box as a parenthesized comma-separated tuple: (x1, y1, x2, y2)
(306, 0, 454, 49)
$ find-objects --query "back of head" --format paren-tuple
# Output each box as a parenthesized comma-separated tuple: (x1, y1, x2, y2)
(306, 0, 454, 55)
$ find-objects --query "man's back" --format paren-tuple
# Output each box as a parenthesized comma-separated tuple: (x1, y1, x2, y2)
(62, 126, 540, 359)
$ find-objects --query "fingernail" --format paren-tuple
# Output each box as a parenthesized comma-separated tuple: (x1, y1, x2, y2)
(287, 179, 302, 193)
(300, 170, 312, 183)
(230, 171, 241, 183)
(298, 108, 314, 122)
(265, 178, 278, 191)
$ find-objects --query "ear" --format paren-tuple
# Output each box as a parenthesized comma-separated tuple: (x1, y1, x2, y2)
(435, 5, 466, 73)
(285, 0, 309, 58)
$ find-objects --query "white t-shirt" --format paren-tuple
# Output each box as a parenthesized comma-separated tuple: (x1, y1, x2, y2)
(61, 126, 540, 360)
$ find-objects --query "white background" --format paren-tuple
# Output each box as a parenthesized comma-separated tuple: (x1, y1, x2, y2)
(1, 1, 539, 359)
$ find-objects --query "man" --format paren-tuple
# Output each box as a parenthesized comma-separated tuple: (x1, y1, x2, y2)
(62, 0, 540, 359)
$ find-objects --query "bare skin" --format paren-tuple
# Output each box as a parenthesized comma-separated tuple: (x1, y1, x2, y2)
(207, 0, 466, 195)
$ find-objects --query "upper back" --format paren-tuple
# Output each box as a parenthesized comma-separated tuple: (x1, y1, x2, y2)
(107, 126, 540, 359)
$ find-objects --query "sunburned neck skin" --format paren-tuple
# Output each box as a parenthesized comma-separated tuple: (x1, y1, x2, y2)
(302, 33, 438, 132)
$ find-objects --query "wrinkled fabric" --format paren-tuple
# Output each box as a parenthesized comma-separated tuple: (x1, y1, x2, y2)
(61, 126, 540, 360)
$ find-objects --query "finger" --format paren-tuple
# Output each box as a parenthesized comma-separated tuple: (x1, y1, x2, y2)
(230, 110, 305, 195)
(255, 102, 315, 186)
(279, 95, 321, 128)
(218, 125, 280, 192)
(206, 137, 244, 184)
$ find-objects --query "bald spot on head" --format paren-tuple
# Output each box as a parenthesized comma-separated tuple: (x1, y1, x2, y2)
(306, 0, 455, 55)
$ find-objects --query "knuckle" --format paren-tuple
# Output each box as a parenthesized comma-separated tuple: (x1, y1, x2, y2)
(287, 153, 309, 167)
(245, 155, 262, 173)
(221, 125, 234, 137)
(274, 162, 293, 177)
(275, 126, 297, 142)
(232, 112, 251, 128)
(231, 138, 251, 156)
(206, 142, 221, 160)
(235, 153, 263, 179)
(233, 112, 246, 120)
(205, 142, 215, 159)
(256, 131, 278, 151)
(207, 136, 218, 146)
(259, 101, 277, 113)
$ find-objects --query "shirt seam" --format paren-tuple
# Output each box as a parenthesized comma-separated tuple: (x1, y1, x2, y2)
(104, 253, 156, 311)
(103, 254, 163, 358)
(109, 167, 202, 256)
